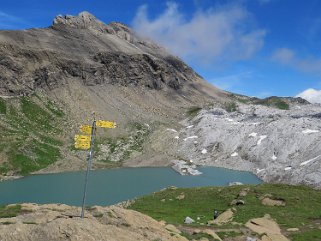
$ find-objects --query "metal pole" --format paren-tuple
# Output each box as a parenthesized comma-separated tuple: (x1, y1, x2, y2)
(80, 118, 96, 219)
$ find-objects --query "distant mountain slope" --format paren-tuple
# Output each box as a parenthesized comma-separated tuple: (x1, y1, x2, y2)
(0, 11, 225, 99)
(0, 12, 228, 177)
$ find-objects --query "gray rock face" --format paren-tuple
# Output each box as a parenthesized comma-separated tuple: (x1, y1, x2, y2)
(0, 12, 216, 97)
(172, 103, 321, 188)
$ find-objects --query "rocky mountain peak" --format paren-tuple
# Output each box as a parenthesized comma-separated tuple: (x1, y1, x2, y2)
(52, 12, 140, 45)
(52, 11, 107, 31)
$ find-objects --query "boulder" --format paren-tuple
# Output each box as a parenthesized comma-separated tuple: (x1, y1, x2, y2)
(208, 209, 234, 225)
(165, 224, 181, 234)
(202, 229, 222, 241)
(176, 193, 185, 200)
(261, 197, 286, 207)
(245, 214, 289, 241)
(184, 216, 195, 224)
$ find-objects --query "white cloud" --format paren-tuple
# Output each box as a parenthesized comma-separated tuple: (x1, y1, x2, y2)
(296, 88, 321, 103)
(132, 2, 266, 64)
(272, 48, 321, 75)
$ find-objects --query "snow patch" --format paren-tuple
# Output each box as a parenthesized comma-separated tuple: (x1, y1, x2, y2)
(231, 152, 238, 157)
(257, 135, 267, 145)
(256, 168, 265, 174)
(186, 125, 194, 129)
(302, 129, 319, 134)
(226, 118, 234, 122)
(249, 132, 257, 137)
(184, 136, 198, 141)
(201, 149, 207, 154)
(174, 136, 180, 139)
(271, 154, 277, 160)
(284, 166, 292, 171)
(300, 155, 321, 166)
(166, 128, 177, 133)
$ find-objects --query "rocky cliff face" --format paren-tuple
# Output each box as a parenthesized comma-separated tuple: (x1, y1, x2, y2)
(0, 11, 222, 97)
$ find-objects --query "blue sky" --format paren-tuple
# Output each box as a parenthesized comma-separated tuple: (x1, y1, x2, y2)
(1, 0, 321, 101)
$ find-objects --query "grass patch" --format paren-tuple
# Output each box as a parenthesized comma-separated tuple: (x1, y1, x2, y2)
(129, 184, 321, 240)
(0, 95, 65, 176)
(46, 100, 65, 117)
(223, 102, 238, 112)
(0, 205, 22, 218)
(291, 229, 321, 241)
(21, 97, 55, 132)
(181, 232, 217, 240)
(253, 96, 290, 110)
(93, 212, 104, 218)
(0, 97, 6, 114)
(186, 106, 202, 118)
(217, 231, 241, 239)
(23, 221, 37, 224)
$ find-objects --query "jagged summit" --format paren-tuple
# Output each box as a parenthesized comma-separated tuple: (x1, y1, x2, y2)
(53, 11, 100, 27)
(53, 12, 123, 33)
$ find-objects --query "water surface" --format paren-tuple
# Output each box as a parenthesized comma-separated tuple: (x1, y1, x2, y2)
(0, 167, 261, 206)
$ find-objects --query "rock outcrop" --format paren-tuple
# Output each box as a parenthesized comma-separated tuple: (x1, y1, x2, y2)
(157, 102, 321, 188)
(0, 12, 224, 98)
(0, 203, 187, 241)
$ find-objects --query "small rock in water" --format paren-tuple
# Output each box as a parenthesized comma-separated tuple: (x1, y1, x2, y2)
(229, 182, 243, 186)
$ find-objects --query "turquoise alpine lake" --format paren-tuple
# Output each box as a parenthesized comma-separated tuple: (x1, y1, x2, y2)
(0, 167, 262, 206)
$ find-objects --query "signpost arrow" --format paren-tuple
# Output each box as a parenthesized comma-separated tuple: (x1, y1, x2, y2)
(96, 120, 116, 128)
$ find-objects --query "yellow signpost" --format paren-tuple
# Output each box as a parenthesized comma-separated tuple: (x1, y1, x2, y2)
(96, 120, 116, 128)
(76, 118, 117, 219)
(74, 135, 91, 142)
(80, 125, 92, 134)
(75, 142, 91, 150)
